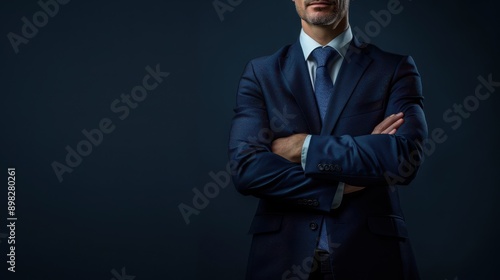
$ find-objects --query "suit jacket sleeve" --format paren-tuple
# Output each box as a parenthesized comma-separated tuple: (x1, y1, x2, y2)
(304, 56, 428, 186)
(228, 60, 337, 210)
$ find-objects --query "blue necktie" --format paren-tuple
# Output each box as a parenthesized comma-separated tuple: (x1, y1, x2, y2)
(311, 46, 339, 121)
(311, 47, 339, 252)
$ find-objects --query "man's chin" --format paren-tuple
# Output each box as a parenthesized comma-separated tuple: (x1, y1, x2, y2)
(305, 14, 337, 26)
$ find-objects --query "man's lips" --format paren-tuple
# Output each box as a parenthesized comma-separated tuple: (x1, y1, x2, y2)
(307, 1, 334, 7)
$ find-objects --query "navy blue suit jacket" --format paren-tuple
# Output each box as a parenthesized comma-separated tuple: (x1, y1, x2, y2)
(228, 37, 427, 280)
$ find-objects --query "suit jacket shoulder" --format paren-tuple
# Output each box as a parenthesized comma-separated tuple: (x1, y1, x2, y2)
(245, 43, 293, 72)
(358, 40, 419, 73)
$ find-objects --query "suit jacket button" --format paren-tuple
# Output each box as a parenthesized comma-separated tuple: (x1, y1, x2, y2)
(307, 199, 313, 206)
(309, 222, 318, 231)
(313, 200, 319, 207)
(334, 165, 342, 172)
(324, 164, 331, 171)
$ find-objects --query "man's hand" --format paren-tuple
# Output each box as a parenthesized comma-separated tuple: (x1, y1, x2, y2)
(271, 133, 308, 163)
(270, 112, 405, 193)
(344, 112, 404, 194)
(371, 112, 405, 135)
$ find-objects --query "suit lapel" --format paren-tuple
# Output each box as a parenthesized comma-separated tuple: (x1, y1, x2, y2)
(321, 37, 373, 135)
(279, 41, 322, 135)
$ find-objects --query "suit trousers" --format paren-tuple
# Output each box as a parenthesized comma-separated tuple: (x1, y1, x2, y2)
(309, 249, 334, 280)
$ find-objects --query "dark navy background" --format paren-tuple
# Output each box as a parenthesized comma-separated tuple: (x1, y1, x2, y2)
(0, 0, 498, 279)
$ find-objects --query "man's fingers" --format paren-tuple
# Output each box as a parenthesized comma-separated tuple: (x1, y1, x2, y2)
(344, 184, 365, 194)
(381, 118, 404, 134)
(372, 112, 404, 135)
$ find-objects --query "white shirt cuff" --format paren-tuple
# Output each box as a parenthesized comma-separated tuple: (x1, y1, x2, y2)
(301, 135, 312, 170)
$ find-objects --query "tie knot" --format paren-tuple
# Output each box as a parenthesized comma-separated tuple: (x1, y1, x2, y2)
(311, 46, 338, 68)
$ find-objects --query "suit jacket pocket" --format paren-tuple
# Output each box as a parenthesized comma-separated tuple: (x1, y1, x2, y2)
(367, 215, 409, 239)
(248, 214, 284, 235)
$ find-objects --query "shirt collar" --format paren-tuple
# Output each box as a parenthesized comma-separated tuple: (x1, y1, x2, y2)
(299, 26, 353, 61)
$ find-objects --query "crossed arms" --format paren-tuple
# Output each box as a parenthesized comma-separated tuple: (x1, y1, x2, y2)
(271, 113, 406, 193)
(228, 55, 427, 206)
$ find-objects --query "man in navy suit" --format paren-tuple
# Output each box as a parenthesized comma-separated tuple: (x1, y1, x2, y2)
(228, 0, 427, 279)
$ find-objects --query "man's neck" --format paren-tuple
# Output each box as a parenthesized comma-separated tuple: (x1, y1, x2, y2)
(301, 16, 349, 46)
